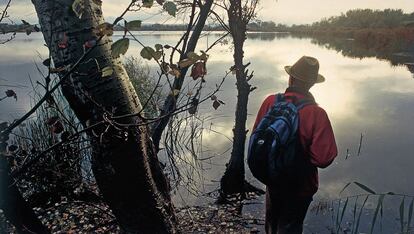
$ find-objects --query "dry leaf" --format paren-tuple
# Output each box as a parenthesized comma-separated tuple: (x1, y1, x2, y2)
(191, 62, 207, 80)
(213, 100, 221, 110)
(178, 58, 195, 68)
(101, 66, 114, 77)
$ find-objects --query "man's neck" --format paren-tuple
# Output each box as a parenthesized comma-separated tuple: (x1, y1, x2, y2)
(285, 86, 315, 102)
(286, 86, 310, 95)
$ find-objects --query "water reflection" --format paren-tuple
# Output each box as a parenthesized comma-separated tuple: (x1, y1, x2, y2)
(246, 32, 290, 41)
(1, 32, 414, 232)
(307, 35, 414, 77)
(248, 32, 414, 78)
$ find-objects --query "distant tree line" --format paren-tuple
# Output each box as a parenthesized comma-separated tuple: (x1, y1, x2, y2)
(2, 21, 285, 32)
(307, 9, 414, 30)
(287, 9, 414, 51)
(290, 9, 414, 76)
(132, 9, 414, 32)
(285, 9, 414, 34)
(247, 20, 287, 32)
(113, 21, 286, 32)
(0, 21, 39, 35)
(3, 9, 414, 34)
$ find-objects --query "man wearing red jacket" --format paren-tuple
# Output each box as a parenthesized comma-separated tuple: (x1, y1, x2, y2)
(253, 56, 338, 234)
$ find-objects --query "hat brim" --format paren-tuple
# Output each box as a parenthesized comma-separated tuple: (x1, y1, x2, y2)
(284, 66, 325, 84)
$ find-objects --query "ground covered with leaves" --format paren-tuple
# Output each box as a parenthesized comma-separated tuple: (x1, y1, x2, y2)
(0, 200, 119, 233)
(177, 204, 264, 233)
(0, 195, 265, 233)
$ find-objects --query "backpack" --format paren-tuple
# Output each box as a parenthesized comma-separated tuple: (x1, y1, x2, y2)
(247, 93, 315, 186)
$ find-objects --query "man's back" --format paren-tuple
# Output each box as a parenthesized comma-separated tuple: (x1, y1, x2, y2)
(252, 56, 337, 233)
(253, 87, 337, 196)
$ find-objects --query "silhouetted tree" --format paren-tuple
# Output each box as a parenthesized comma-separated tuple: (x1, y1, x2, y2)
(220, 0, 261, 196)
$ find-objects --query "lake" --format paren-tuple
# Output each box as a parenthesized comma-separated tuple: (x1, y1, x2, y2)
(1, 31, 414, 233)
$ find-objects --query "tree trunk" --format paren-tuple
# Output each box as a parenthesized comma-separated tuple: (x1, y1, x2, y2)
(151, 0, 213, 151)
(0, 124, 49, 234)
(32, 0, 176, 232)
(220, 0, 252, 195)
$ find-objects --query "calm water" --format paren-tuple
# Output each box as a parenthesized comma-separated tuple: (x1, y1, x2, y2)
(1, 32, 414, 233)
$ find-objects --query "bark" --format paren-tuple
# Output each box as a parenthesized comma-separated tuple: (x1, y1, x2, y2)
(0, 124, 49, 234)
(151, 0, 213, 151)
(32, 0, 176, 232)
(220, 0, 253, 195)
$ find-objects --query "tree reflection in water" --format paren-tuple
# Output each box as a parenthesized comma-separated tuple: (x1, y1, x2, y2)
(247, 32, 414, 77)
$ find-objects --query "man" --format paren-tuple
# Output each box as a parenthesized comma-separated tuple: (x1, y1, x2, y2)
(252, 56, 338, 234)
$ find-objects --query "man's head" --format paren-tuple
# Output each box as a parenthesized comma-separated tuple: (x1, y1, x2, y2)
(285, 56, 325, 91)
(288, 75, 314, 91)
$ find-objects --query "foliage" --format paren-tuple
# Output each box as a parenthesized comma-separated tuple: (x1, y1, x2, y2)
(283, 9, 414, 72)
(236, 9, 414, 33)
(111, 38, 130, 58)
(8, 90, 90, 206)
(325, 182, 414, 234)
(1, 0, 185, 231)
(247, 20, 280, 32)
(0, 89, 17, 101)
(123, 57, 163, 119)
(285, 9, 414, 45)
(140, 46, 162, 61)
(310, 9, 414, 29)
(126, 20, 142, 30)
(163, 1, 177, 17)
(123, 57, 226, 193)
(304, 28, 414, 70)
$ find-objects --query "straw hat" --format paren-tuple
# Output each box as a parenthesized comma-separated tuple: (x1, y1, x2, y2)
(284, 56, 325, 84)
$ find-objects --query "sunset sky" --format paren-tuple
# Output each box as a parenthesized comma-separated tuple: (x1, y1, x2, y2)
(2, 0, 414, 25)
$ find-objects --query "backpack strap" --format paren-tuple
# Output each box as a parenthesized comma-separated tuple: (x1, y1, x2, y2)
(295, 98, 316, 110)
(274, 93, 285, 105)
(274, 93, 315, 110)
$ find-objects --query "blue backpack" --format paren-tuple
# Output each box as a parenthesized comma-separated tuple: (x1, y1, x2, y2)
(247, 93, 315, 186)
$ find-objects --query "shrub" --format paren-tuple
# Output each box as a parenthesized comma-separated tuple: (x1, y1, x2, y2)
(8, 90, 90, 207)
(124, 57, 164, 119)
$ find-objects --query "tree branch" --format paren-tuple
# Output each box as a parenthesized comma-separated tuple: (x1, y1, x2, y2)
(0, 0, 12, 23)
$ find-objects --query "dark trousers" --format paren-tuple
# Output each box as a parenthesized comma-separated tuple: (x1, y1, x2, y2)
(265, 187, 312, 234)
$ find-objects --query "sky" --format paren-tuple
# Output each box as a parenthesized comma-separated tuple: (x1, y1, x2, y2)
(2, 0, 414, 25)
(259, 0, 414, 24)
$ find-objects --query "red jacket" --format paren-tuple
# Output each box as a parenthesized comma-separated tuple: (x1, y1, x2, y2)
(253, 88, 338, 196)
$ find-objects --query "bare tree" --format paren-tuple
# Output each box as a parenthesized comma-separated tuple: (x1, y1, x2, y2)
(219, 0, 261, 195)
(151, 0, 214, 152)
(31, 0, 176, 232)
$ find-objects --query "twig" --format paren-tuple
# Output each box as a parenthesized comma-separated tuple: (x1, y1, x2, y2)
(11, 121, 101, 178)
(180, 0, 198, 60)
(10, 70, 228, 177)
(205, 32, 230, 52)
(112, 71, 229, 122)
(357, 133, 363, 156)
(0, 0, 12, 23)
